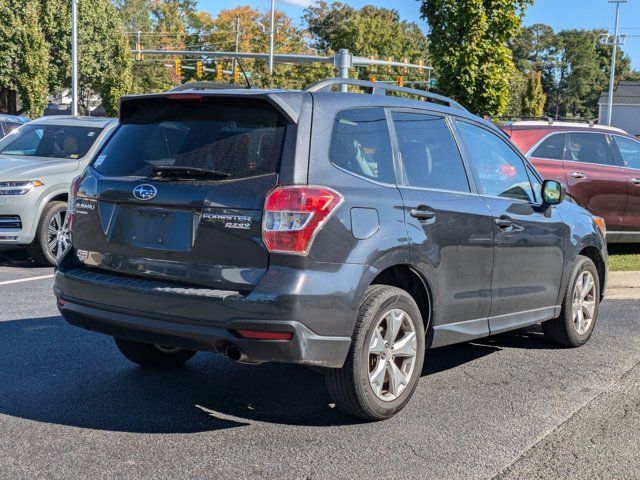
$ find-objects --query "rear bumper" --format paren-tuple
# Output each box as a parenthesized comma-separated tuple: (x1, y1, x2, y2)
(59, 300, 350, 367)
(54, 257, 375, 368)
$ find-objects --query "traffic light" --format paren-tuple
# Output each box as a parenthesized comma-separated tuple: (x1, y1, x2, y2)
(196, 60, 204, 79)
(396, 76, 404, 87)
(216, 63, 223, 81)
(175, 58, 182, 76)
(233, 66, 240, 83)
(369, 75, 377, 82)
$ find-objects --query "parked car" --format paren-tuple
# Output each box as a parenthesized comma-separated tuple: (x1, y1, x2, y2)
(0, 114, 29, 138)
(502, 120, 640, 243)
(0, 116, 117, 265)
(54, 80, 607, 420)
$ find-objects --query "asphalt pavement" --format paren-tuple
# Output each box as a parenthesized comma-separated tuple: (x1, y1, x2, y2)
(1, 249, 639, 479)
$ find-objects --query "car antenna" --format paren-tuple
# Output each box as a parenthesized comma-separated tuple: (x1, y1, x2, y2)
(235, 57, 252, 89)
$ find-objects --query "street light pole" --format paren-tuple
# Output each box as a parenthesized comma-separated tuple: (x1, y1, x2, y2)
(606, 0, 627, 126)
(268, 0, 275, 75)
(71, 0, 79, 116)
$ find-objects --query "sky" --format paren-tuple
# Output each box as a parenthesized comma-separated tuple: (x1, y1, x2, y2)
(198, 0, 640, 69)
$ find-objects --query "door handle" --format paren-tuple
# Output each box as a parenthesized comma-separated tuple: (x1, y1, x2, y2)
(494, 217, 513, 229)
(630, 178, 640, 186)
(570, 171, 587, 179)
(409, 206, 436, 221)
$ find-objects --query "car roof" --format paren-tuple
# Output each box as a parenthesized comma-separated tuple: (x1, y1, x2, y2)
(505, 120, 628, 135)
(0, 114, 29, 123)
(29, 116, 117, 128)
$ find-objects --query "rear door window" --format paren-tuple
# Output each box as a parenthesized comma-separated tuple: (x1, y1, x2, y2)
(613, 136, 640, 170)
(93, 97, 288, 179)
(530, 133, 566, 160)
(392, 112, 470, 192)
(565, 133, 615, 165)
(329, 108, 395, 184)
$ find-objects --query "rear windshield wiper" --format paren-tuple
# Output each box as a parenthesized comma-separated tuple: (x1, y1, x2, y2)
(151, 166, 231, 179)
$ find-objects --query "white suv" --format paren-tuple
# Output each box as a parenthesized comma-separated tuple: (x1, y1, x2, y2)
(0, 116, 117, 265)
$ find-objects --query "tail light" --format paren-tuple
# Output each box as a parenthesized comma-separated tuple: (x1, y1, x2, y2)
(262, 185, 343, 255)
(67, 176, 81, 232)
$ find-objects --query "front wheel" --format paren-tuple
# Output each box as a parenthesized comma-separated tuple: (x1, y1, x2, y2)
(542, 255, 600, 347)
(326, 285, 426, 421)
(115, 338, 196, 369)
(27, 201, 70, 266)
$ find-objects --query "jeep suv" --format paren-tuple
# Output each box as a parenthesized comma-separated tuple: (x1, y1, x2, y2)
(54, 80, 607, 420)
(501, 120, 640, 243)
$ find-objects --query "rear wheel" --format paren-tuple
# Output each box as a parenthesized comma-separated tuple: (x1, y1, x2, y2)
(326, 285, 425, 421)
(542, 255, 600, 347)
(115, 338, 196, 369)
(27, 201, 70, 266)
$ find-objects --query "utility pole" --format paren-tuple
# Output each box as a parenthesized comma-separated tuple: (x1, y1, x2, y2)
(268, 0, 275, 75)
(606, 0, 628, 126)
(71, 0, 79, 116)
(232, 16, 240, 73)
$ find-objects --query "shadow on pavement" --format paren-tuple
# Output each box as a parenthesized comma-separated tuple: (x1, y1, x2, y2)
(0, 315, 550, 433)
(0, 248, 38, 268)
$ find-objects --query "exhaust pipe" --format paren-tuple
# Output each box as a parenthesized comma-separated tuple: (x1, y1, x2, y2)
(224, 344, 242, 362)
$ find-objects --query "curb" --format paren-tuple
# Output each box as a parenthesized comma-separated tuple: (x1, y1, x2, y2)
(608, 271, 640, 289)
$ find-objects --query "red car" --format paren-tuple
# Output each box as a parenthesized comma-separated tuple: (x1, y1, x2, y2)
(502, 120, 640, 243)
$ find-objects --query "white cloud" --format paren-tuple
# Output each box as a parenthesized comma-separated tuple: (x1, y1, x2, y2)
(279, 0, 314, 7)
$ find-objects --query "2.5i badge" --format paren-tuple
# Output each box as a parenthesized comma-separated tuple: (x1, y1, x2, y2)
(202, 209, 254, 230)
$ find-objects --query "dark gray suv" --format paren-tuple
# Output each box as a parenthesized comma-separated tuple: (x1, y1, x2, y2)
(54, 79, 608, 420)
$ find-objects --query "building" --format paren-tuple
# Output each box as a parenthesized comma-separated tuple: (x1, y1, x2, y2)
(598, 81, 640, 137)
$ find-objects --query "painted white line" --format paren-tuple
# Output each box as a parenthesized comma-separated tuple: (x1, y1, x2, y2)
(0, 274, 54, 286)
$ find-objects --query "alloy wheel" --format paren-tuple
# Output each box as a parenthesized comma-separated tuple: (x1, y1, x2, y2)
(47, 209, 70, 261)
(368, 308, 418, 401)
(572, 271, 596, 335)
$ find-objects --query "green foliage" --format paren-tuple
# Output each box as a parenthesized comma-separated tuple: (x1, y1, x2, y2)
(511, 25, 638, 119)
(0, 0, 49, 117)
(16, 0, 49, 117)
(304, 2, 429, 61)
(420, 0, 532, 117)
(521, 70, 546, 117)
(503, 69, 527, 118)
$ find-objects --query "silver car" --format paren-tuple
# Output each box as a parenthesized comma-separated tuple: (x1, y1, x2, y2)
(0, 116, 117, 265)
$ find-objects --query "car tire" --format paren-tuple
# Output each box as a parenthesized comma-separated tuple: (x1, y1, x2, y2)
(114, 338, 197, 369)
(27, 201, 70, 266)
(326, 284, 426, 421)
(542, 255, 600, 347)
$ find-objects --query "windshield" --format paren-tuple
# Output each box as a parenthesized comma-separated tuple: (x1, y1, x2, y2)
(0, 124, 102, 159)
(93, 97, 288, 179)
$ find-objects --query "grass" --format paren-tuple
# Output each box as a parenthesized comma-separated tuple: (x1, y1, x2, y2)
(608, 244, 640, 272)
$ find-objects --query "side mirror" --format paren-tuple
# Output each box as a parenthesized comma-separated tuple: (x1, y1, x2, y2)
(542, 180, 565, 205)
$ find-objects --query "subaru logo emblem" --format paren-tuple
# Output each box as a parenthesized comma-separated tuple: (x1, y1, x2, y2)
(133, 184, 157, 201)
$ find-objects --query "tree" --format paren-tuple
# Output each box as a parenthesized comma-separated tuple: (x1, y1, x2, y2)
(0, 0, 49, 117)
(39, 0, 132, 116)
(115, 0, 173, 93)
(304, 2, 429, 60)
(503, 69, 526, 118)
(420, 0, 532, 117)
(521, 70, 546, 117)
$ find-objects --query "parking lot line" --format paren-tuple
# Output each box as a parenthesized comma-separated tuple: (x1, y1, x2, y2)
(0, 274, 54, 286)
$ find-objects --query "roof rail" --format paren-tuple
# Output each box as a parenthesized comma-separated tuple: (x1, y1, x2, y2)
(304, 78, 467, 111)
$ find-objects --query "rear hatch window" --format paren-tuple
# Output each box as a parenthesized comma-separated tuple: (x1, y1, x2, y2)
(93, 97, 286, 179)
